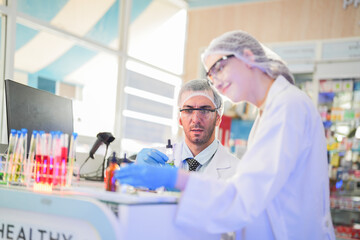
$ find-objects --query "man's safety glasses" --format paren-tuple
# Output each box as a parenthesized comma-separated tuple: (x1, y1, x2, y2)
(179, 108, 218, 117)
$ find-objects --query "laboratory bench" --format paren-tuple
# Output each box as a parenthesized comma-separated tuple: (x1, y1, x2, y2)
(0, 181, 221, 240)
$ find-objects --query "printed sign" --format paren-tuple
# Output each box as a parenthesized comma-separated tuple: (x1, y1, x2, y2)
(0, 208, 100, 240)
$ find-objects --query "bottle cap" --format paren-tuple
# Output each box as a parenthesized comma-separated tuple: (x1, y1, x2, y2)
(111, 152, 117, 163)
(166, 139, 172, 148)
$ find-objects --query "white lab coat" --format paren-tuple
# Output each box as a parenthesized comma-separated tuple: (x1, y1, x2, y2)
(171, 141, 239, 179)
(175, 76, 336, 240)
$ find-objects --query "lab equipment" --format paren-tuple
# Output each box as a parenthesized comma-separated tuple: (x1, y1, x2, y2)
(80, 132, 115, 182)
(89, 132, 115, 159)
(105, 152, 120, 192)
(165, 139, 175, 166)
(43, 133, 52, 185)
(25, 130, 37, 185)
(67, 132, 78, 186)
(3, 128, 77, 191)
(35, 131, 43, 183)
(114, 164, 178, 190)
(53, 132, 62, 186)
(4, 129, 16, 182)
(136, 148, 168, 166)
(19, 129, 28, 182)
(10, 130, 22, 183)
(60, 133, 69, 186)
(3, 129, 28, 184)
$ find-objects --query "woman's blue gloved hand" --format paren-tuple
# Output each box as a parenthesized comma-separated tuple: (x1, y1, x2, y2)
(136, 148, 169, 166)
(114, 164, 178, 190)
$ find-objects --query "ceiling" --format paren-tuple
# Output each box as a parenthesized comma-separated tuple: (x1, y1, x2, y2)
(186, 0, 272, 9)
(11, 0, 272, 89)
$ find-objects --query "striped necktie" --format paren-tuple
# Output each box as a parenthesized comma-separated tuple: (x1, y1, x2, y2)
(186, 158, 200, 171)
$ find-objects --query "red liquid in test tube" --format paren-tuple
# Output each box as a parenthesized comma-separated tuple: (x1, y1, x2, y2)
(49, 155, 54, 185)
(42, 155, 48, 184)
(52, 132, 61, 186)
(61, 147, 67, 186)
(60, 133, 69, 186)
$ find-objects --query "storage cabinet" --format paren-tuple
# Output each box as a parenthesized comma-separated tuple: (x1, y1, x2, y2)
(319, 78, 360, 240)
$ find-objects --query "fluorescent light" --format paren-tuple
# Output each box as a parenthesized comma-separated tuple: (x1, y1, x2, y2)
(122, 109, 174, 126)
(126, 60, 182, 86)
(124, 87, 175, 105)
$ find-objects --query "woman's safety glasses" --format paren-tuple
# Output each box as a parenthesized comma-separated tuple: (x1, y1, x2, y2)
(206, 54, 235, 83)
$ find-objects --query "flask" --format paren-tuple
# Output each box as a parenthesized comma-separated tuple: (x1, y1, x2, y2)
(105, 152, 120, 192)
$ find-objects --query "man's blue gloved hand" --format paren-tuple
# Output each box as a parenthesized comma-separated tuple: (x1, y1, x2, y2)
(114, 164, 178, 190)
(136, 148, 169, 166)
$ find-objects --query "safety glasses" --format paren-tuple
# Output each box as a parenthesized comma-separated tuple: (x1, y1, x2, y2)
(206, 54, 235, 83)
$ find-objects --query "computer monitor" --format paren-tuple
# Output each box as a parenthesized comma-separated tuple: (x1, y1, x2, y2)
(4, 79, 74, 152)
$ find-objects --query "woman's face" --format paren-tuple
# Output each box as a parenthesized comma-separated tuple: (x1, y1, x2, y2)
(204, 54, 252, 103)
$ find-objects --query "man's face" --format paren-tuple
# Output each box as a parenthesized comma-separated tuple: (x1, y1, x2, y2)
(179, 94, 221, 148)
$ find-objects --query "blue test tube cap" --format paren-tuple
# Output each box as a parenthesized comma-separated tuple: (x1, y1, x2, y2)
(17, 130, 21, 137)
(39, 130, 45, 136)
(21, 128, 28, 135)
(32, 130, 38, 137)
(10, 129, 17, 135)
(72, 132, 78, 140)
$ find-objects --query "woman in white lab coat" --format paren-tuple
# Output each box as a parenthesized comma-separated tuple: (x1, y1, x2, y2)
(115, 30, 336, 239)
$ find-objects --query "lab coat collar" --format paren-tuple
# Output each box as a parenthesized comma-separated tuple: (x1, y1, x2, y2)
(181, 139, 219, 166)
(262, 75, 290, 112)
(213, 144, 232, 169)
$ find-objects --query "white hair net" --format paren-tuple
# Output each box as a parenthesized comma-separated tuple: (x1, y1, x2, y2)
(201, 30, 295, 84)
(178, 79, 223, 115)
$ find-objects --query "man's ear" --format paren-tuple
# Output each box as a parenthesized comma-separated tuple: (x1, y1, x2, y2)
(215, 113, 222, 127)
(179, 117, 183, 127)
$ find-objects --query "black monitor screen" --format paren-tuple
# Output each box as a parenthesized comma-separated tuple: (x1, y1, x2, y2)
(4, 79, 74, 151)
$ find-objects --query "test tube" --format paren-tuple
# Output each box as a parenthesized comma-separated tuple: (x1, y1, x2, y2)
(19, 128, 28, 182)
(40, 132, 47, 184)
(53, 131, 62, 186)
(49, 131, 55, 186)
(43, 133, 53, 185)
(25, 130, 38, 185)
(5, 129, 17, 183)
(10, 130, 22, 183)
(35, 131, 44, 183)
(60, 133, 69, 186)
(66, 132, 78, 187)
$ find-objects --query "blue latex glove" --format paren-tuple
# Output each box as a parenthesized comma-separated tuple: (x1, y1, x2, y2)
(114, 164, 178, 190)
(136, 148, 169, 166)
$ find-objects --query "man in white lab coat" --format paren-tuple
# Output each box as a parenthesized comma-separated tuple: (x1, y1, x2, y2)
(136, 79, 239, 180)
